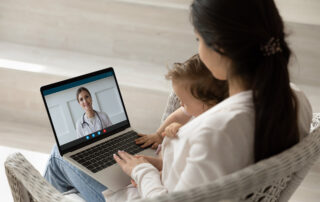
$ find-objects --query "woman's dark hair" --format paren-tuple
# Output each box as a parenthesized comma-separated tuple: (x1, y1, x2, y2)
(166, 54, 228, 107)
(191, 0, 299, 162)
(76, 87, 91, 103)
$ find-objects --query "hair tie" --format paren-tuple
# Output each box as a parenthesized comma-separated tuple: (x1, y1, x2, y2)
(260, 37, 282, 56)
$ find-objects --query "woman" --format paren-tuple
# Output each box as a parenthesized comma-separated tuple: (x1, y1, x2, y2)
(109, 0, 312, 200)
(75, 87, 112, 138)
(45, 0, 312, 201)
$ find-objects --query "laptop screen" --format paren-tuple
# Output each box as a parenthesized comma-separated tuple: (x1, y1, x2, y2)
(41, 68, 130, 155)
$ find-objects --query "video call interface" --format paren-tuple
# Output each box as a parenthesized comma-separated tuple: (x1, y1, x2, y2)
(42, 71, 128, 150)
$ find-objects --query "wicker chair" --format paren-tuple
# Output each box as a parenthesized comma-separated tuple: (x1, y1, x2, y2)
(4, 92, 320, 202)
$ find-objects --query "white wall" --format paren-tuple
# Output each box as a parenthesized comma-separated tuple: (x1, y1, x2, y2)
(44, 76, 126, 145)
(275, 0, 320, 25)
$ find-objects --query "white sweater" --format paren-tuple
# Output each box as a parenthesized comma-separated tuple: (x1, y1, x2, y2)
(103, 85, 312, 201)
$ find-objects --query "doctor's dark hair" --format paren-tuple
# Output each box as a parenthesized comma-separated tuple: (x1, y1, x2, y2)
(76, 87, 91, 103)
(166, 54, 228, 107)
(191, 0, 299, 162)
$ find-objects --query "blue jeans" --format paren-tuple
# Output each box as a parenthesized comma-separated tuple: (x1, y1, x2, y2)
(44, 145, 107, 202)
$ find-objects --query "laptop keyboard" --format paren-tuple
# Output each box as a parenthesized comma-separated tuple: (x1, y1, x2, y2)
(70, 131, 145, 173)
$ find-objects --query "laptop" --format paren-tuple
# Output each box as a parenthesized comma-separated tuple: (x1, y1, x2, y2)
(40, 67, 156, 191)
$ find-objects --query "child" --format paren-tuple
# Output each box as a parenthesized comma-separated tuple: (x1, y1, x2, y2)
(135, 54, 228, 152)
(131, 54, 228, 188)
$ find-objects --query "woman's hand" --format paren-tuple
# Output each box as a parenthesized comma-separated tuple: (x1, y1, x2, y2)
(113, 151, 149, 176)
(135, 133, 163, 149)
(135, 155, 163, 171)
(162, 122, 182, 138)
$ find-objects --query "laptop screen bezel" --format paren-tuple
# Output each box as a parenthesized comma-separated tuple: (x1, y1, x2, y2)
(40, 67, 131, 156)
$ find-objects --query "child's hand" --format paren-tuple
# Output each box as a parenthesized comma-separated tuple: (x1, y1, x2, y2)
(162, 122, 182, 138)
(135, 133, 163, 149)
(135, 154, 162, 171)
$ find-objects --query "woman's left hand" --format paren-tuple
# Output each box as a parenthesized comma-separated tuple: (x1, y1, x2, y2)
(113, 151, 149, 176)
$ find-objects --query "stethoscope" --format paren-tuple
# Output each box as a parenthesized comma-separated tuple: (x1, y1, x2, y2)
(81, 110, 103, 131)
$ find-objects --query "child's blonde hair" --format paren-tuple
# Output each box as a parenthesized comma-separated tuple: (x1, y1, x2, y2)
(166, 54, 228, 106)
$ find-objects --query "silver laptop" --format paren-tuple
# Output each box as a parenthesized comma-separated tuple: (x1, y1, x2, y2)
(40, 67, 156, 191)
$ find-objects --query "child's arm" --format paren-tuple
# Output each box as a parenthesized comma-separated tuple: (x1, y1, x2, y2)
(135, 107, 191, 148)
(157, 106, 191, 136)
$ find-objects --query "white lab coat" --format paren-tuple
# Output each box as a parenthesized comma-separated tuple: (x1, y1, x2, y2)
(76, 111, 112, 138)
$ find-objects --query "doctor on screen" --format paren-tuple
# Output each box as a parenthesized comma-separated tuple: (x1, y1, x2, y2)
(75, 87, 112, 138)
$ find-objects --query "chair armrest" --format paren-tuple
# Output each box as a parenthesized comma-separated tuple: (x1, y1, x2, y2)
(311, 113, 320, 131)
(5, 152, 75, 202)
